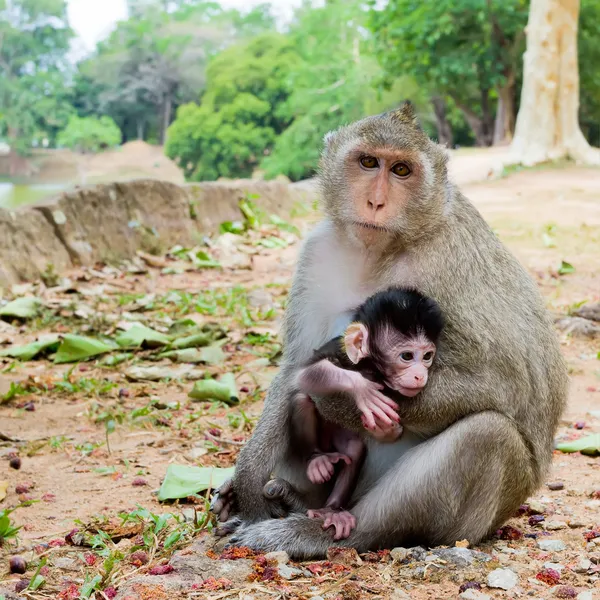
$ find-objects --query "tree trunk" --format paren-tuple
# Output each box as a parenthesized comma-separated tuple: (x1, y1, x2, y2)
(137, 120, 145, 140)
(457, 104, 493, 147)
(510, 0, 599, 165)
(431, 96, 454, 148)
(160, 94, 172, 145)
(493, 74, 516, 145)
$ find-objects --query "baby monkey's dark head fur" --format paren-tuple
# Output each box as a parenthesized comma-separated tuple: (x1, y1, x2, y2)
(318, 101, 451, 247)
(345, 288, 444, 396)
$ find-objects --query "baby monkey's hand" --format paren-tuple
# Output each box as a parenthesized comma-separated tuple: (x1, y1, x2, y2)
(351, 373, 399, 430)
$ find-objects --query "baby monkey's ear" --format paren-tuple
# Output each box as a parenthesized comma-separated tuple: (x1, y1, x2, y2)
(344, 322, 369, 364)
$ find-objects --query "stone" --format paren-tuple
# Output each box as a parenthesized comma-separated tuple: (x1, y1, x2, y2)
(575, 302, 600, 322)
(568, 520, 586, 529)
(528, 500, 547, 514)
(538, 539, 567, 552)
(460, 591, 492, 600)
(574, 558, 592, 573)
(390, 547, 409, 562)
(309, 597, 325, 600)
(432, 547, 490, 568)
(278, 564, 303, 580)
(53, 557, 79, 571)
(487, 568, 519, 590)
(546, 521, 568, 531)
(185, 447, 208, 461)
(555, 317, 600, 340)
(548, 482, 565, 491)
(544, 562, 565, 572)
(390, 590, 412, 599)
(264, 551, 289, 565)
(406, 546, 427, 561)
(576, 592, 593, 600)
(326, 547, 362, 566)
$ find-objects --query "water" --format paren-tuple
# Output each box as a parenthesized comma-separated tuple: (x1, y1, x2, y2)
(0, 182, 66, 210)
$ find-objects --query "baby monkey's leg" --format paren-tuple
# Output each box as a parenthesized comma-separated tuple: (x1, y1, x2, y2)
(308, 430, 365, 540)
(295, 393, 351, 484)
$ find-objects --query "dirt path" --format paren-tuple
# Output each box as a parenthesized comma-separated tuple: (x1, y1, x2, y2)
(0, 164, 598, 600)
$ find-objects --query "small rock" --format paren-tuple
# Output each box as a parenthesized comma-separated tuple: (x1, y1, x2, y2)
(390, 547, 409, 562)
(548, 482, 565, 491)
(406, 546, 427, 561)
(568, 519, 586, 528)
(554, 587, 577, 599)
(544, 562, 565, 572)
(326, 547, 362, 566)
(460, 591, 491, 600)
(574, 302, 600, 322)
(555, 317, 600, 339)
(390, 590, 412, 600)
(185, 447, 208, 461)
(528, 500, 547, 514)
(432, 547, 475, 567)
(277, 564, 302, 580)
(309, 597, 325, 600)
(546, 520, 568, 530)
(576, 592, 593, 600)
(9, 457, 21, 470)
(264, 551, 290, 565)
(487, 568, 519, 590)
(538, 539, 567, 552)
(574, 558, 592, 573)
(53, 557, 79, 571)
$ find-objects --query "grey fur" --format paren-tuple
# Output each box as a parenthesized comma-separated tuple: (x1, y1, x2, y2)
(226, 104, 568, 558)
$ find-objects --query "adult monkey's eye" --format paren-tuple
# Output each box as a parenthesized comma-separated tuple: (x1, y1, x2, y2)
(391, 162, 411, 177)
(400, 352, 414, 361)
(360, 156, 379, 169)
(423, 351, 434, 361)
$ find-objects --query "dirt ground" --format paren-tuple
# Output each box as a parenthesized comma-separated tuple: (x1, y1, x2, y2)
(0, 141, 185, 185)
(0, 160, 598, 599)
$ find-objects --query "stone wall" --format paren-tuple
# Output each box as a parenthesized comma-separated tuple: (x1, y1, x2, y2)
(0, 178, 314, 287)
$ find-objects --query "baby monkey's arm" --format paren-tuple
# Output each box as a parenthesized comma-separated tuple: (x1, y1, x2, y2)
(296, 347, 400, 430)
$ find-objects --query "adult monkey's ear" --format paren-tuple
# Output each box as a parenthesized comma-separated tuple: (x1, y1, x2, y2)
(323, 130, 335, 148)
(390, 100, 420, 128)
(344, 322, 369, 364)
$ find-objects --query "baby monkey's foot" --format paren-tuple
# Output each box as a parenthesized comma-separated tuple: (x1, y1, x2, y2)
(307, 452, 351, 484)
(308, 507, 356, 540)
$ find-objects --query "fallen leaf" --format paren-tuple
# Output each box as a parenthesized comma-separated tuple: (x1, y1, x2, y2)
(556, 433, 600, 456)
(125, 365, 204, 382)
(0, 297, 42, 319)
(188, 373, 238, 405)
(116, 323, 170, 348)
(157, 465, 235, 501)
(54, 335, 117, 364)
(0, 335, 60, 361)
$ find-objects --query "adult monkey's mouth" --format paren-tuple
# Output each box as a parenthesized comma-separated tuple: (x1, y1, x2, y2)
(353, 221, 390, 232)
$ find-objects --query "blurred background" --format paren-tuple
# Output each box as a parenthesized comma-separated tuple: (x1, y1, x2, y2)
(1, 0, 599, 207)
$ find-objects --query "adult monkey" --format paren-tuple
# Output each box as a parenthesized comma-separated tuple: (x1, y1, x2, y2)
(216, 103, 568, 558)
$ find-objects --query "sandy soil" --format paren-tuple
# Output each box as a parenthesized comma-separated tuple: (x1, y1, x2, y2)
(0, 161, 598, 599)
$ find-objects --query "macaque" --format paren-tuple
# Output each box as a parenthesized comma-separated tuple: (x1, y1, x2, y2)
(213, 102, 568, 559)
(293, 287, 443, 539)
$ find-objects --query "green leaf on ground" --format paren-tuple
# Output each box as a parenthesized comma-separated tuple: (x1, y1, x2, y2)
(54, 335, 117, 364)
(116, 323, 171, 348)
(556, 433, 600, 456)
(157, 464, 235, 501)
(0, 335, 60, 361)
(192, 250, 221, 269)
(270, 214, 300, 236)
(171, 332, 212, 349)
(0, 297, 41, 319)
(220, 221, 245, 234)
(199, 344, 226, 365)
(160, 348, 205, 363)
(558, 260, 575, 275)
(100, 353, 133, 366)
(189, 373, 238, 405)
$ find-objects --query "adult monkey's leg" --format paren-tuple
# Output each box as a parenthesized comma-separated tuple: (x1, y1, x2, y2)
(230, 412, 535, 559)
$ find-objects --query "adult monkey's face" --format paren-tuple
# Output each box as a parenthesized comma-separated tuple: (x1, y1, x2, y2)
(318, 102, 451, 247)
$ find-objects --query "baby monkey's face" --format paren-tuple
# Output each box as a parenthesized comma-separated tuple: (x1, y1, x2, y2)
(376, 329, 436, 397)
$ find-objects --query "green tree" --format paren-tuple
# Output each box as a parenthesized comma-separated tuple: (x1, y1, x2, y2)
(260, 0, 427, 181)
(370, 0, 528, 146)
(579, 0, 600, 147)
(166, 33, 298, 180)
(0, 0, 74, 155)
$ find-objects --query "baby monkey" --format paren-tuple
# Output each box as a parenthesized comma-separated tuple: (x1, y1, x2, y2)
(294, 287, 444, 539)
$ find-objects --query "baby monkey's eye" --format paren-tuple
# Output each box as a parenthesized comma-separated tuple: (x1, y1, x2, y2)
(400, 352, 414, 361)
(391, 162, 411, 177)
(423, 351, 434, 361)
(360, 156, 379, 169)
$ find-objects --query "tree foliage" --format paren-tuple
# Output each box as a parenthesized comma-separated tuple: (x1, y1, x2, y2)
(166, 33, 298, 180)
(0, 0, 74, 153)
(57, 116, 122, 154)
